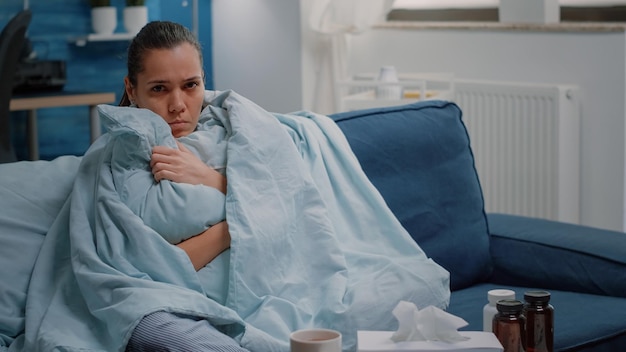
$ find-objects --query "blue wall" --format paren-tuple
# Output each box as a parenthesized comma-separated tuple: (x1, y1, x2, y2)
(0, 0, 212, 160)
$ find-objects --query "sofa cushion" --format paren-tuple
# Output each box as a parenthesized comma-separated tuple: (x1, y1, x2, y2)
(487, 213, 626, 297)
(0, 156, 81, 347)
(331, 100, 492, 290)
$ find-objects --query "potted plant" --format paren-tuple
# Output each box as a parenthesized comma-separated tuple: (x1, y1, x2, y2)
(123, 0, 148, 35)
(89, 0, 117, 35)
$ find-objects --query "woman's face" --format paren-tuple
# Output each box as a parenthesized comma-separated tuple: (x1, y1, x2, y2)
(125, 43, 205, 138)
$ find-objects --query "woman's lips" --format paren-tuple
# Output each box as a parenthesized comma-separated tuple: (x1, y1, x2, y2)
(169, 121, 187, 127)
(169, 121, 190, 137)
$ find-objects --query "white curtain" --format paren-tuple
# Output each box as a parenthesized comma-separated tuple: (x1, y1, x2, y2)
(309, 0, 394, 114)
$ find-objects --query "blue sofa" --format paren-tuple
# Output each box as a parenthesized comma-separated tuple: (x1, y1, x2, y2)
(1, 99, 625, 351)
(330, 100, 626, 351)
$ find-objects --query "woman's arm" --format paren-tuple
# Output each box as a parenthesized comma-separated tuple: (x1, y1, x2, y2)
(151, 142, 227, 193)
(177, 221, 230, 271)
(150, 142, 229, 269)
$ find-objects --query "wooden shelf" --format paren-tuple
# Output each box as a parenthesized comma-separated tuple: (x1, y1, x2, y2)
(10, 91, 116, 111)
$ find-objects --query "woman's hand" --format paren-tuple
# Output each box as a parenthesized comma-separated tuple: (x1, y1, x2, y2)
(177, 221, 231, 271)
(150, 141, 226, 193)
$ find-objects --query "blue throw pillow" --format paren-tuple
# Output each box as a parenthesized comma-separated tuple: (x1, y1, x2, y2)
(331, 100, 492, 290)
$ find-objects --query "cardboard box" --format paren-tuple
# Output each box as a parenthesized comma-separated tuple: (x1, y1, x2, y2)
(357, 331, 503, 352)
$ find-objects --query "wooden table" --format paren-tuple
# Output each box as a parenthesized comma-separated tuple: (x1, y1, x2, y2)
(9, 91, 116, 160)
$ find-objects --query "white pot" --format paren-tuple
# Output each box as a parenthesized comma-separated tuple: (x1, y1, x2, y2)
(91, 6, 117, 35)
(123, 6, 148, 35)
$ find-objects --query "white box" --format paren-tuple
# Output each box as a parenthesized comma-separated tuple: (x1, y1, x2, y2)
(357, 331, 503, 352)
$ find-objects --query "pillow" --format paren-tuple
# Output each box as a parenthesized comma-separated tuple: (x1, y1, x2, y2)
(331, 100, 493, 290)
(0, 155, 81, 346)
(98, 104, 227, 244)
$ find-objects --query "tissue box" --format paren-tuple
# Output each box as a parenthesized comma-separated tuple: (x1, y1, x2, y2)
(357, 331, 503, 352)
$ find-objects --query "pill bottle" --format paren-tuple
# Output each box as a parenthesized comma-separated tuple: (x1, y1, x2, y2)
(523, 291, 554, 352)
(493, 299, 526, 352)
(484, 289, 516, 332)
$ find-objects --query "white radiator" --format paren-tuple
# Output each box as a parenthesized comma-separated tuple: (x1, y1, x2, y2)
(454, 80, 581, 224)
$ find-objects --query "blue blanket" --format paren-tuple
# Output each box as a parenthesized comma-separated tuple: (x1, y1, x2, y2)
(14, 90, 450, 352)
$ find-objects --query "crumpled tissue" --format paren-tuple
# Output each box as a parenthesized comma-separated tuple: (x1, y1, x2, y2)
(391, 301, 470, 343)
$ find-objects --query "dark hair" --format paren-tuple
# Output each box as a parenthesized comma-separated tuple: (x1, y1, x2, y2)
(119, 21, 203, 106)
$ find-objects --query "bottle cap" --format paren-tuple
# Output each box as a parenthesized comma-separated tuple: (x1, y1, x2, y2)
(496, 299, 524, 313)
(524, 290, 551, 303)
(488, 289, 516, 305)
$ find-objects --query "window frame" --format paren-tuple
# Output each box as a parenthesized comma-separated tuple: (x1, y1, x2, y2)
(388, 1, 626, 22)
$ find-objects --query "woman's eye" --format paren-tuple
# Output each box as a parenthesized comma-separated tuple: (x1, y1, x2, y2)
(151, 85, 165, 93)
(185, 81, 199, 89)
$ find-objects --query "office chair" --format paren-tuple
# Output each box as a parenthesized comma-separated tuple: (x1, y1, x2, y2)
(0, 10, 32, 163)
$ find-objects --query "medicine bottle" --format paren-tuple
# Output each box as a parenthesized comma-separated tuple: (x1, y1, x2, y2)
(493, 299, 526, 352)
(483, 289, 516, 332)
(523, 291, 554, 352)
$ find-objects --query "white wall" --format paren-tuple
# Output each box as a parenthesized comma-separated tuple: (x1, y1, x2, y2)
(211, 0, 304, 113)
(212, 2, 626, 232)
(211, 0, 344, 114)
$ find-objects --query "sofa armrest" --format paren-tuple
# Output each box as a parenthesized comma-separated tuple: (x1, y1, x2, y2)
(487, 213, 626, 298)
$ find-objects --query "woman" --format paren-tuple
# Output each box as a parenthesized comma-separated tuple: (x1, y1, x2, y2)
(120, 21, 248, 352)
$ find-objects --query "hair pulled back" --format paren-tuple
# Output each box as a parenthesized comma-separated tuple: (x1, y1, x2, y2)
(119, 21, 203, 106)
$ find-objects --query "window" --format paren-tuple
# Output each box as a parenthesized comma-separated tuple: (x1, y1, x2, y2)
(389, 0, 626, 22)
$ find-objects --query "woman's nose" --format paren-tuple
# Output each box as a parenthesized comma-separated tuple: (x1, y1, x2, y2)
(168, 90, 185, 113)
